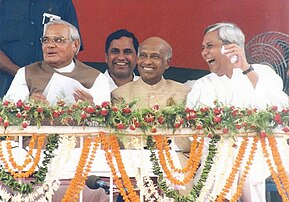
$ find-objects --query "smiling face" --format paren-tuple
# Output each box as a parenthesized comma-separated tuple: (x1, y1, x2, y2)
(42, 24, 79, 68)
(201, 30, 232, 76)
(137, 37, 170, 85)
(105, 36, 137, 79)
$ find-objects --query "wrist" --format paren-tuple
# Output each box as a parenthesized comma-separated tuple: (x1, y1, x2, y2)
(242, 65, 254, 75)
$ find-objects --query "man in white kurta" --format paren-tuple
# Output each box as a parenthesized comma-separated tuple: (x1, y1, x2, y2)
(186, 22, 288, 202)
(4, 19, 110, 105)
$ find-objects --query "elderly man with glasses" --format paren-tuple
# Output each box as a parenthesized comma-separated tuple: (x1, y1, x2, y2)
(4, 19, 110, 105)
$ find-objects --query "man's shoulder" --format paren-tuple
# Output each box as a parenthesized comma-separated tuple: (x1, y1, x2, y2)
(111, 80, 139, 95)
(165, 79, 191, 91)
(75, 60, 100, 72)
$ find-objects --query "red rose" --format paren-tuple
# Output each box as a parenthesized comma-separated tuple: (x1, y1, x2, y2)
(100, 109, 108, 116)
(117, 123, 125, 130)
(101, 101, 110, 108)
(22, 121, 28, 128)
(260, 131, 267, 138)
(122, 107, 131, 114)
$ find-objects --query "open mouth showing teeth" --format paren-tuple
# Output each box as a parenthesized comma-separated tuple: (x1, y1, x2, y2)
(206, 59, 215, 64)
(115, 62, 128, 66)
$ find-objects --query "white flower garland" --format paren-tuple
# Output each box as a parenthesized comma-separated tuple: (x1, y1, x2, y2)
(207, 137, 235, 201)
(196, 137, 225, 201)
(0, 135, 76, 202)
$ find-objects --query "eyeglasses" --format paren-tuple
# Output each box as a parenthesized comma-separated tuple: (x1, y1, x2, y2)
(40, 36, 71, 45)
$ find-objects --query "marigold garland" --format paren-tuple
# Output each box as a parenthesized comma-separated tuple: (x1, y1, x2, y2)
(216, 137, 249, 201)
(267, 136, 289, 194)
(154, 135, 203, 186)
(100, 133, 140, 202)
(162, 134, 201, 173)
(260, 136, 289, 201)
(0, 134, 45, 178)
(62, 136, 100, 202)
(0, 134, 59, 195)
(230, 136, 258, 201)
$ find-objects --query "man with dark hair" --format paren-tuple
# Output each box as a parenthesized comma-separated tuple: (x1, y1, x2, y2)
(104, 29, 139, 91)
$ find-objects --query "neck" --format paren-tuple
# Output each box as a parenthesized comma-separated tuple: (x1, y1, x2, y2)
(111, 74, 134, 87)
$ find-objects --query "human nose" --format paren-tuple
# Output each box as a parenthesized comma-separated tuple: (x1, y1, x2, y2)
(117, 51, 125, 60)
(142, 56, 152, 65)
(201, 48, 208, 58)
(45, 39, 57, 47)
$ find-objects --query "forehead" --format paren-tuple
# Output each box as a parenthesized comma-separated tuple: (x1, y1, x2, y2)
(202, 30, 222, 45)
(139, 41, 165, 55)
(109, 37, 135, 50)
(45, 24, 70, 36)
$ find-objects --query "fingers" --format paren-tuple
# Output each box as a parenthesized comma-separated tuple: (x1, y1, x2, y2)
(30, 93, 49, 104)
(73, 89, 93, 103)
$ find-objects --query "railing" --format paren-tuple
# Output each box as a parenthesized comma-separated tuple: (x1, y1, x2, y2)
(0, 126, 289, 202)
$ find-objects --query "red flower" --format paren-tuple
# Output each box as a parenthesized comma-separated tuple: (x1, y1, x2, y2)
(129, 125, 136, 130)
(86, 106, 95, 113)
(3, 120, 9, 128)
(22, 121, 28, 128)
(100, 109, 108, 116)
(16, 100, 23, 108)
(196, 125, 203, 130)
(282, 127, 289, 133)
(122, 107, 131, 114)
(157, 116, 165, 124)
(3, 100, 10, 106)
(223, 128, 229, 134)
(153, 105, 160, 111)
(174, 122, 181, 128)
(16, 112, 22, 118)
(52, 111, 60, 117)
(24, 105, 31, 111)
(213, 116, 221, 123)
(117, 123, 125, 130)
(111, 106, 118, 112)
(151, 127, 157, 133)
(260, 131, 267, 138)
(213, 108, 221, 115)
(81, 112, 87, 119)
(235, 124, 242, 130)
(271, 106, 278, 111)
(274, 113, 282, 124)
(101, 101, 110, 108)
(36, 107, 43, 113)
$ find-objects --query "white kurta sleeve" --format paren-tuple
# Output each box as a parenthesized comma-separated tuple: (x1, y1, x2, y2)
(253, 64, 289, 108)
(3, 67, 30, 103)
(89, 73, 111, 105)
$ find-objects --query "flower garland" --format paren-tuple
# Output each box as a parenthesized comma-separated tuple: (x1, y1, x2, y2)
(0, 134, 59, 197)
(100, 133, 140, 202)
(213, 137, 249, 201)
(260, 136, 289, 201)
(147, 135, 220, 201)
(62, 136, 100, 202)
(267, 136, 289, 194)
(230, 136, 258, 201)
(162, 134, 201, 173)
(0, 135, 45, 179)
(153, 135, 203, 186)
(197, 137, 230, 202)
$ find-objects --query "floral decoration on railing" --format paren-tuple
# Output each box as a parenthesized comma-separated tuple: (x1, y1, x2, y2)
(1, 99, 289, 202)
(1, 99, 289, 137)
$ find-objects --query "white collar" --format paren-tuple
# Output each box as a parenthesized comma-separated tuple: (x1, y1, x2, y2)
(54, 60, 75, 73)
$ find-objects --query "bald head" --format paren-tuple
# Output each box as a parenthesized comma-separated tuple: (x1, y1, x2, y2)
(137, 37, 172, 85)
(139, 37, 172, 60)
